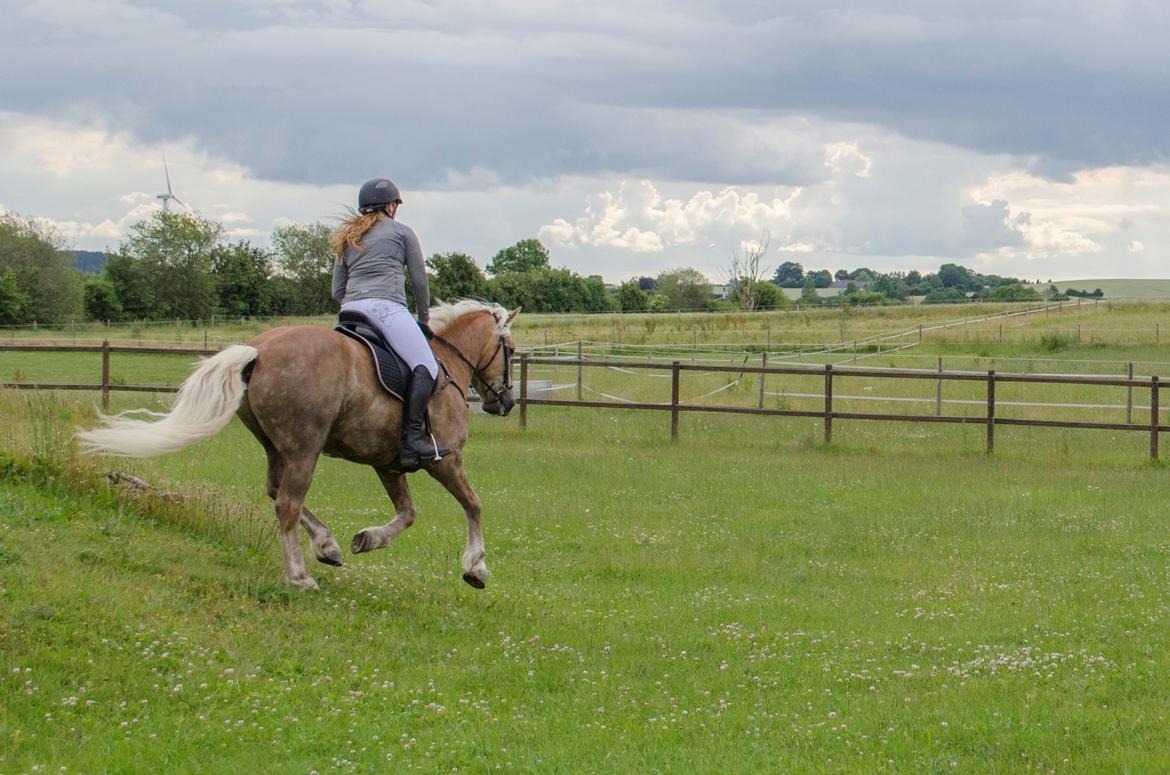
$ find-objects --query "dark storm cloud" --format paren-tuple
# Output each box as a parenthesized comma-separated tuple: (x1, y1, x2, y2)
(3, 0, 1167, 190)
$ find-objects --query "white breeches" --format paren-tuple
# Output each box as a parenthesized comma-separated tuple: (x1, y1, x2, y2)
(341, 298, 438, 379)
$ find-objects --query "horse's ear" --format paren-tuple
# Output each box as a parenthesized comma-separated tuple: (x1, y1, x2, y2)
(507, 306, 521, 323)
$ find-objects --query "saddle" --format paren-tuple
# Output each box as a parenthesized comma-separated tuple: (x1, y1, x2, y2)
(334, 310, 411, 400)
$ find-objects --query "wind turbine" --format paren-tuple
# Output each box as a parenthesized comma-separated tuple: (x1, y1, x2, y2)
(156, 156, 188, 213)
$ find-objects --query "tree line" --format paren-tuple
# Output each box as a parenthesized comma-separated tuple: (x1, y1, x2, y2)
(0, 210, 1107, 326)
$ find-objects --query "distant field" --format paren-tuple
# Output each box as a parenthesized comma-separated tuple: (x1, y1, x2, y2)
(1042, 278, 1170, 300)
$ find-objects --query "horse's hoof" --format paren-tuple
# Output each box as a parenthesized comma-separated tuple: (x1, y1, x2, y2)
(350, 530, 375, 554)
(288, 575, 319, 591)
(316, 547, 344, 567)
(462, 572, 487, 590)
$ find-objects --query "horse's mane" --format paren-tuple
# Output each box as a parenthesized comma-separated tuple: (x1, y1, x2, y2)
(429, 300, 513, 336)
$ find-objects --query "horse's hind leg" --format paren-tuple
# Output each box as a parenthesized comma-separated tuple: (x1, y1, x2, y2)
(274, 455, 320, 591)
(427, 455, 489, 589)
(263, 445, 342, 567)
(351, 466, 416, 554)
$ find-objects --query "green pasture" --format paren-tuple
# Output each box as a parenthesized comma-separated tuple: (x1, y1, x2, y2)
(3, 310, 1170, 772)
(3, 382, 1170, 772)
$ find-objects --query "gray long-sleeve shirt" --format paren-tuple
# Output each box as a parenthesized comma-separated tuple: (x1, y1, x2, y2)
(331, 216, 431, 320)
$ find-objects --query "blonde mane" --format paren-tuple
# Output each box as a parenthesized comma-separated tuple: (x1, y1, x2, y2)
(428, 300, 513, 336)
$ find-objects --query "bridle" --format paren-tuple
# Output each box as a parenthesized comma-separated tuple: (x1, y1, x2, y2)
(431, 330, 514, 405)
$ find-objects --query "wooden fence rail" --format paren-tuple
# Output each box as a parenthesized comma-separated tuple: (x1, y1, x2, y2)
(2, 342, 1167, 459)
(518, 354, 1169, 460)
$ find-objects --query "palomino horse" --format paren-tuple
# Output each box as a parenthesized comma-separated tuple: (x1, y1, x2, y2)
(78, 300, 519, 591)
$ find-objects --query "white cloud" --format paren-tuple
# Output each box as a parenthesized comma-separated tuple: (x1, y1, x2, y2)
(967, 166, 1170, 264)
(539, 179, 800, 254)
(824, 141, 872, 178)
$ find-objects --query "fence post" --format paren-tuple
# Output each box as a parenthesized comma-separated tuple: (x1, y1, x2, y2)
(824, 364, 833, 445)
(101, 339, 111, 411)
(1152, 376, 1160, 461)
(1127, 362, 1134, 424)
(519, 353, 528, 430)
(986, 370, 996, 454)
(918, 325, 923, 343)
(758, 352, 768, 409)
(671, 361, 681, 441)
(576, 340, 583, 401)
(936, 357, 943, 416)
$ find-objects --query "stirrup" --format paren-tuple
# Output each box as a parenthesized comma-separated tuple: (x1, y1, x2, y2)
(429, 434, 444, 461)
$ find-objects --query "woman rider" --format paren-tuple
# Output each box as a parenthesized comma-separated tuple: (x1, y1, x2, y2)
(331, 178, 449, 470)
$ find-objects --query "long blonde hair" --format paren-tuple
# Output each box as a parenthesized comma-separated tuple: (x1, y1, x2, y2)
(330, 208, 382, 261)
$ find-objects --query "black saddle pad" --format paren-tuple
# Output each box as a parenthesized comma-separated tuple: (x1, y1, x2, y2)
(335, 310, 409, 400)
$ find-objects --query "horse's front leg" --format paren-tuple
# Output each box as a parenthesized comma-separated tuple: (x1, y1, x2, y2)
(351, 466, 417, 554)
(427, 454, 488, 589)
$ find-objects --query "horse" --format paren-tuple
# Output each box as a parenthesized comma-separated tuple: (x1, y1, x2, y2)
(78, 300, 519, 591)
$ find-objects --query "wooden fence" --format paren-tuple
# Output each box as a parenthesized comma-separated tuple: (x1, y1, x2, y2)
(2, 342, 1167, 459)
(516, 354, 1168, 460)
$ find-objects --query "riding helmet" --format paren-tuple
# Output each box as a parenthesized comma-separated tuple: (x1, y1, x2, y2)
(357, 178, 403, 213)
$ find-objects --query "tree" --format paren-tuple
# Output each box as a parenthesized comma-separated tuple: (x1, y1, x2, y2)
(83, 278, 122, 322)
(487, 238, 550, 274)
(772, 261, 804, 288)
(103, 252, 152, 319)
(213, 241, 272, 317)
(618, 279, 649, 312)
(810, 269, 833, 288)
(834, 269, 849, 281)
(0, 268, 32, 324)
(750, 280, 785, 310)
(923, 288, 968, 304)
(982, 284, 1041, 302)
(726, 234, 771, 310)
(872, 273, 910, 301)
(120, 212, 223, 320)
(581, 275, 612, 312)
(0, 212, 84, 323)
(799, 278, 821, 307)
(938, 263, 976, 290)
(655, 267, 711, 311)
(426, 252, 488, 301)
(272, 222, 335, 315)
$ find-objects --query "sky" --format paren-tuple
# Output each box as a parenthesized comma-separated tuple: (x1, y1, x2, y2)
(1, 0, 1167, 283)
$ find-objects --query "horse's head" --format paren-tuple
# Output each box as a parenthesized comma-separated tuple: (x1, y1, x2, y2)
(430, 301, 521, 417)
(471, 306, 520, 417)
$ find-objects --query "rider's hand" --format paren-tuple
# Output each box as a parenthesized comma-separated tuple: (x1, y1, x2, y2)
(418, 320, 435, 340)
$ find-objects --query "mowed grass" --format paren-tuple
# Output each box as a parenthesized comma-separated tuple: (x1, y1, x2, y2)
(3, 391, 1170, 772)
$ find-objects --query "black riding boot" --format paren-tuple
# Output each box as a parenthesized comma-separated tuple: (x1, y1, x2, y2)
(399, 366, 450, 471)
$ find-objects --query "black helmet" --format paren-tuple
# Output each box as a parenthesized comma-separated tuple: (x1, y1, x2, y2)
(357, 178, 403, 213)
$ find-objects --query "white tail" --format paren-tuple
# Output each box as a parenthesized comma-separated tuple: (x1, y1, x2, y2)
(78, 345, 259, 458)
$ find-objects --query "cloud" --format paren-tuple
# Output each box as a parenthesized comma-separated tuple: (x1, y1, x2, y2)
(824, 142, 872, 178)
(4, 0, 1168, 192)
(539, 179, 799, 254)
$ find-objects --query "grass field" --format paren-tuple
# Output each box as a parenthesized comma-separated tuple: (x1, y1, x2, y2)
(1044, 279, 1170, 301)
(3, 297, 1167, 353)
(3, 310, 1170, 772)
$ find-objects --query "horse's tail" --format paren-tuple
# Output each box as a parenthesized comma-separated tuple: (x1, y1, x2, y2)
(77, 344, 259, 458)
